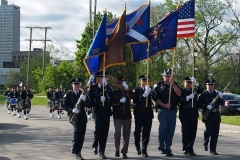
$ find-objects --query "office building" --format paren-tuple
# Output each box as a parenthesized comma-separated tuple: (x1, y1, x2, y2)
(0, 0, 20, 67)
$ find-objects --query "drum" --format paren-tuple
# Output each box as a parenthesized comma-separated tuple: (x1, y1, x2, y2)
(5, 97, 10, 108)
(10, 98, 17, 108)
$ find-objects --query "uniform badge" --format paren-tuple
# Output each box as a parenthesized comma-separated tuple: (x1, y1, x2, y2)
(133, 89, 135, 92)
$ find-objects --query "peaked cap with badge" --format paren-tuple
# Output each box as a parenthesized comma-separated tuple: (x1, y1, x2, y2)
(204, 79, 215, 85)
(161, 68, 172, 76)
(70, 78, 81, 84)
(139, 74, 150, 80)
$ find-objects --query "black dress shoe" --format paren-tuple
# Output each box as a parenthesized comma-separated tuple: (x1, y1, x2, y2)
(122, 153, 128, 159)
(71, 147, 77, 154)
(115, 151, 120, 157)
(210, 151, 219, 155)
(159, 149, 166, 154)
(203, 146, 208, 151)
(136, 150, 141, 155)
(183, 150, 189, 155)
(188, 152, 197, 156)
(76, 153, 84, 160)
(93, 147, 98, 155)
(142, 152, 149, 158)
(99, 153, 107, 159)
(166, 152, 174, 157)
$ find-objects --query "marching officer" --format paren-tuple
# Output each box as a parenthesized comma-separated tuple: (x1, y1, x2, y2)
(133, 74, 158, 158)
(153, 68, 181, 157)
(20, 85, 34, 120)
(88, 71, 113, 159)
(198, 79, 224, 155)
(47, 86, 55, 117)
(3, 87, 11, 114)
(63, 78, 87, 160)
(110, 76, 133, 159)
(178, 77, 203, 156)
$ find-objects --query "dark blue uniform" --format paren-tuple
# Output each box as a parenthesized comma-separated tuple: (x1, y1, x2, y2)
(178, 86, 203, 155)
(63, 90, 87, 156)
(87, 82, 112, 156)
(133, 86, 158, 155)
(198, 90, 224, 154)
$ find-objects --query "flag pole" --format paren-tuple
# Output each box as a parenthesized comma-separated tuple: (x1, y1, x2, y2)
(169, 49, 176, 103)
(191, 39, 195, 108)
(102, 8, 107, 107)
(146, 41, 150, 107)
(123, 1, 126, 115)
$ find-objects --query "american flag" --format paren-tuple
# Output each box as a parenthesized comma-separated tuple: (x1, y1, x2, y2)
(177, 0, 195, 38)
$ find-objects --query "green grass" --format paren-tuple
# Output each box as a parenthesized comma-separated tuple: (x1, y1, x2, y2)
(198, 114, 240, 126)
(0, 96, 5, 105)
(31, 96, 48, 106)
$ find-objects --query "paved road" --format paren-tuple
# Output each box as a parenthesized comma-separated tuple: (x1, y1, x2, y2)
(0, 105, 240, 160)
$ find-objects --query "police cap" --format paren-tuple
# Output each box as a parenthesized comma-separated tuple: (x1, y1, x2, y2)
(205, 79, 215, 85)
(139, 74, 150, 80)
(183, 77, 192, 82)
(161, 68, 172, 76)
(116, 76, 128, 83)
(97, 71, 108, 77)
(70, 78, 81, 84)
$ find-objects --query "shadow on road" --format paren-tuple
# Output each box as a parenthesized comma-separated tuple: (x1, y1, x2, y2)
(0, 157, 11, 160)
(0, 123, 28, 130)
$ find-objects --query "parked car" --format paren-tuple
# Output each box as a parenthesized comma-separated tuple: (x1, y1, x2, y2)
(220, 93, 240, 115)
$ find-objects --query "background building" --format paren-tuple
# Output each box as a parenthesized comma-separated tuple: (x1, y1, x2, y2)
(0, 0, 20, 68)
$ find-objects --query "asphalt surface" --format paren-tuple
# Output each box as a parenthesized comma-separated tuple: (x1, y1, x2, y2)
(0, 105, 240, 160)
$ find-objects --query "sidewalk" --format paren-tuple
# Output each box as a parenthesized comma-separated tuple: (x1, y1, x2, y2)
(152, 113, 240, 134)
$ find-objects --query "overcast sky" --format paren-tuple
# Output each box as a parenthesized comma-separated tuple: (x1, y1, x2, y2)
(7, 0, 164, 59)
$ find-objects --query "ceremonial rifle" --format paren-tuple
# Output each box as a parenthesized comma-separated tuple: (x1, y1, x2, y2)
(71, 75, 92, 124)
(202, 81, 231, 120)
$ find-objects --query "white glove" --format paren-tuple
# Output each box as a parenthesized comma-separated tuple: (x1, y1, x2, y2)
(80, 95, 86, 101)
(207, 105, 212, 110)
(218, 92, 223, 99)
(120, 97, 126, 103)
(101, 96, 105, 102)
(72, 108, 79, 114)
(145, 85, 151, 93)
(142, 91, 149, 97)
(122, 82, 128, 89)
(191, 77, 199, 87)
(102, 77, 108, 86)
(186, 94, 194, 101)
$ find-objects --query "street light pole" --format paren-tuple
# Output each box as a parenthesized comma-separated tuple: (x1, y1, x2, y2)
(192, 49, 198, 78)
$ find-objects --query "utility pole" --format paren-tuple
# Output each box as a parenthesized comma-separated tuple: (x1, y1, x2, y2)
(89, 0, 92, 27)
(25, 26, 51, 89)
(93, 0, 97, 37)
(26, 28, 32, 88)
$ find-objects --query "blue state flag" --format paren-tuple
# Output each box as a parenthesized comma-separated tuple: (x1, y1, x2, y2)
(106, 3, 150, 44)
(130, 10, 178, 63)
(84, 13, 106, 84)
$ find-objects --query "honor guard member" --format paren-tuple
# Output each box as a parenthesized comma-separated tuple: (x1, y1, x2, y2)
(9, 87, 19, 116)
(110, 76, 133, 159)
(198, 79, 224, 155)
(47, 86, 55, 117)
(20, 85, 34, 120)
(16, 86, 22, 118)
(88, 71, 113, 159)
(153, 68, 181, 156)
(178, 77, 203, 156)
(133, 74, 158, 158)
(54, 87, 63, 119)
(4, 87, 11, 114)
(63, 78, 87, 160)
